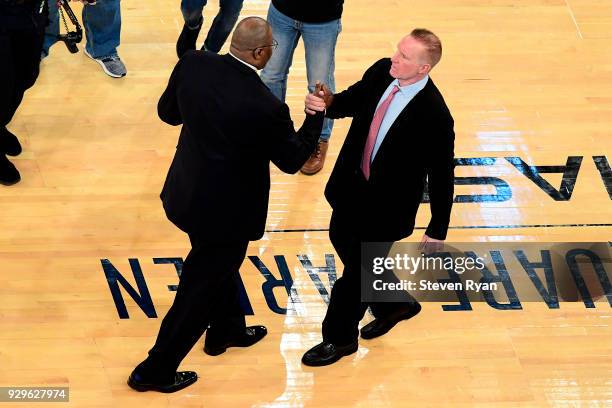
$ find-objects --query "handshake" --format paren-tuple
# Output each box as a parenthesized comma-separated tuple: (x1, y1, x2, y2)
(304, 81, 333, 115)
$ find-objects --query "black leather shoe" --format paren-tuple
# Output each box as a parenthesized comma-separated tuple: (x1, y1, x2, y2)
(360, 302, 422, 340)
(0, 127, 21, 157)
(0, 154, 20, 186)
(127, 370, 197, 393)
(176, 18, 202, 58)
(301, 341, 358, 367)
(204, 325, 267, 356)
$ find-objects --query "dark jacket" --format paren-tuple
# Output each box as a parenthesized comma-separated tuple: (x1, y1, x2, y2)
(158, 51, 324, 241)
(325, 58, 455, 241)
(271, 0, 343, 23)
(0, 0, 46, 31)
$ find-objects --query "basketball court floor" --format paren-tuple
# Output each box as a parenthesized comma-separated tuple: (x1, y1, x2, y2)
(0, 0, 611, 406)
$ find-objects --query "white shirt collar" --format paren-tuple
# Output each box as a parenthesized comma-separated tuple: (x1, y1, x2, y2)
(394, 75, 429, 95)
(229, 52, 258, 72)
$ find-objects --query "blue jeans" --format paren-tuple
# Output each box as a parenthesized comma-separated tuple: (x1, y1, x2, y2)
(260, 3, 341, 142)
(43, 0, 121, 59)
(180, 0, 243, 53)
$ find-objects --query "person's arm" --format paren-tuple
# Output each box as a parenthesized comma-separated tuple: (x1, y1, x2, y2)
(268, 103, 325, 174)
(424, 115, 455, 240)
(325, 58, 388, 119)
(157, 56, 187, 126)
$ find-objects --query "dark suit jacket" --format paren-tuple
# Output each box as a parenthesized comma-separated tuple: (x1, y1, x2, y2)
(325, 58, 454, 241)
(158, 51, 324, 241)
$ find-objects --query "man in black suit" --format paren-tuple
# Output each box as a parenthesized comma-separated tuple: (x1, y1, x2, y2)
(302, 28, 455, 366)
(0, 0, 47, 185)
(128, 17, 326, 392)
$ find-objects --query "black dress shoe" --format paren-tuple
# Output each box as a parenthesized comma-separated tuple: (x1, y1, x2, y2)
(127, 370, 197, 393)
(0, 127, 21, 157)
(301, 341, 358, 367)
(204, 325, 267, 356)
(0, 154, 20, 186)
(176, 18, 202, 58)
(360, 302, 422, 340)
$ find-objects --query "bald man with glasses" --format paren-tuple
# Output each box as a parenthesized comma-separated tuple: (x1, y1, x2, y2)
(128, 17, 326, 393)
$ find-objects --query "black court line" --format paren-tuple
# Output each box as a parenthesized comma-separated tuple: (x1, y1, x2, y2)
(265, 223, 612, 233)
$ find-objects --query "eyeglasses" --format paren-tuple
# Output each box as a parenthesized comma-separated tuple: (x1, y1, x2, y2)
(252, 39, 278, 52)
(234, 39, 278, 53)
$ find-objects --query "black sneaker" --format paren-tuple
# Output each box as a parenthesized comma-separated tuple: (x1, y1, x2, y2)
(0, 154, 20, 186)
(176, 17, 202, 58)
(0, 127, 22, 156)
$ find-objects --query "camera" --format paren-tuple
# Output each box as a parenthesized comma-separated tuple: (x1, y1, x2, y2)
(56, 0, 95, 53)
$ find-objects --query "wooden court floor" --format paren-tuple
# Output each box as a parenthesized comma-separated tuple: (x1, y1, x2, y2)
(1, 0, 611, 406)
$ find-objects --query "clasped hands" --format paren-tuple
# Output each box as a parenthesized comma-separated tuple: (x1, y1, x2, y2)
(304, 81, 333, 115)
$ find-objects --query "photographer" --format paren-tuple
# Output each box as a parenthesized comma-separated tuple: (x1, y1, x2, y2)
(42, 0, 126, 78)
(0, 0, 47, 185)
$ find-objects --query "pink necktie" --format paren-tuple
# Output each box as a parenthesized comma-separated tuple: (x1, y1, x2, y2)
(361, 85, 400, 180)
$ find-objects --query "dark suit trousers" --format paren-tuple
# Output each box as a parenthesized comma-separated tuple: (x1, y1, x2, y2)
(0, 14, 45, 129)
(138, 235, 249, 381)
(322, 211, 416, 345)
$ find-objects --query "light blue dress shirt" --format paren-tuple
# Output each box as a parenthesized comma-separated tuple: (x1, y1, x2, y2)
(370, 75, 429, 162)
